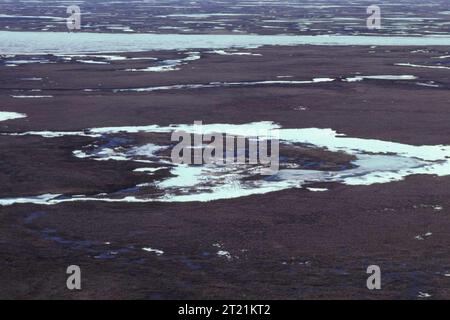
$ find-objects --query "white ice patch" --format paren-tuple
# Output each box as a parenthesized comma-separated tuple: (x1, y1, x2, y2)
(210, 50, 262, 56)
(133, 167, 166, 173)
(217, 250, 232, 260)
(0, 14, 64, 21)
(76, 60, 109, 65)
(115, 78, 335, 92)
(58, 54, 129, 63)
(125, 52, 200, 72)
(395, 63, 450, 70)
(0, 111, 26, 122)
(433, 55, 450, 59)
(418, 292, 432, 298)
(344, 75, 418, 82)
(5, 59, 52, 65)
(20, 77, 42, 81)
(10, 95, 53, 98)
(73, 143, 166, 162)
(7, 131, 98, 138)
(416, 82, 442, 88)
(0, 193, 61, 206)
(129, 144, 166, 157)
(142, 247, 164, 256)
(307, 187, 328, 192)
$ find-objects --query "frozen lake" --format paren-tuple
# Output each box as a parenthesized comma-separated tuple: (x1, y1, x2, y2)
(1, 31, 450, 54)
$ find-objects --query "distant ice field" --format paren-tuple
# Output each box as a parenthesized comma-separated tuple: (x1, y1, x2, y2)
(1, 31, 450, 54)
